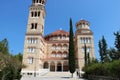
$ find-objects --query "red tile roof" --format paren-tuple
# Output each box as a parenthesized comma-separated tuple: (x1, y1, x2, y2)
(76, 20, 90, 26)
(45, 30, 69, 38)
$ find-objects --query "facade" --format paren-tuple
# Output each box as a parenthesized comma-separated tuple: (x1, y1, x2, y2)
(21, 0, 95, 76)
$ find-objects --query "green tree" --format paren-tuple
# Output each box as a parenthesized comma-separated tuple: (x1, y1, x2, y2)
(109, 48, 120, 60)
(0, 38, 22, 80)
(84, 43, 87, 65)
(69, 18, 76, 77)
(88, 52, 90, 65)
(114, 31, 120, 51)
(14, 53, 23, 62)
(98, 36, 109, 63)
(102, 36, 108, 58)
(0, 38, 9, 54)
(1, 54, 22, 80)
(98, 40, 103, 63)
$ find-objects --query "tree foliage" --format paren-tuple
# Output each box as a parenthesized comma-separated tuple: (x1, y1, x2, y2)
(114, 31, 120, 51)
(84, 44, 87, 65)
(69, 18, 76, 77)
(108, 48, 120, 60)
(84, 30, 120, 79)
(98, 40, 103, 63)
(0, 39, 22, 80)
(84, 60, 120, 78)
(98, 36, 109, 63)
(0, 38, 9, 54)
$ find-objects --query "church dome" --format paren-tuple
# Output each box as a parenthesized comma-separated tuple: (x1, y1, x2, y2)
(76, 20, 89, 27)
(44, 30, 69, 41)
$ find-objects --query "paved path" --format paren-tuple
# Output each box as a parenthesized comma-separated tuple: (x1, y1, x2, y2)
(21, 76, 86, 80)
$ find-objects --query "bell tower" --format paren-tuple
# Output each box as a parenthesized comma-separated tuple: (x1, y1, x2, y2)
(75, 20, 95, 71)
(21, 0, 46, 76)
(26, 0, 46, 36)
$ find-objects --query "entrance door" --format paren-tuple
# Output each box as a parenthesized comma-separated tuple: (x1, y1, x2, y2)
(57, 63, 62, 71)
(50, 62, 55, 71)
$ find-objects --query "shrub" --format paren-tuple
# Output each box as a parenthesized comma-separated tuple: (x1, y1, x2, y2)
(84, 60, 120, 79)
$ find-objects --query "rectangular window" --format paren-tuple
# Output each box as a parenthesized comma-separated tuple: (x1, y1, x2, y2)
(82, 47, 91, 53)
(80, 37, 91, 44)
(27, 38, 38, 44)
(28, 47, 36, 53)
(87, 48, 91, 53)
(28, 57, 33, 64)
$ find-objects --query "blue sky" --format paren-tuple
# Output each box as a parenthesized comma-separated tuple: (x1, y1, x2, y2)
(0, 0, 120, 59)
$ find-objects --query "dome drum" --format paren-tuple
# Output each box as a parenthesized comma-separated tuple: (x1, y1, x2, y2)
(76, 20, 90, 27)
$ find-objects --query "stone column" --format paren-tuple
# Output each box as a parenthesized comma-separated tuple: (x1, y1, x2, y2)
(55, 62, 57, 72)
(62, 62, 63, 72)
(48, 62, 50, 71)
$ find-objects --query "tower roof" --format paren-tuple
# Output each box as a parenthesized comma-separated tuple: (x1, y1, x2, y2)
(76, 20, 90, 27)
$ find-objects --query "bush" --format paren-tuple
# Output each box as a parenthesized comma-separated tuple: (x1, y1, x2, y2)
(110, 60, 120, 78)
(84, 60, 120, 78)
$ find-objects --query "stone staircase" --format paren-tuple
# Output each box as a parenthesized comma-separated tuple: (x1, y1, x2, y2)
(43, 72, 78, 78)
(39, 69, 50, 76)
(21, 72, 86, 80)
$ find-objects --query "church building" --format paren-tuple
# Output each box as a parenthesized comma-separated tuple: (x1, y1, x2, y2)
(21, 0, 95, 76)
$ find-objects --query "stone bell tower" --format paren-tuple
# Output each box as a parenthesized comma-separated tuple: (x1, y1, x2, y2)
(21, 0, 46, 76)
(26, 0, 46, 35)
(75, 20, 95, 71)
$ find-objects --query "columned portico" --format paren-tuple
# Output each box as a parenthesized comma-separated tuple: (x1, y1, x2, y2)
(43, 60, 68, 72)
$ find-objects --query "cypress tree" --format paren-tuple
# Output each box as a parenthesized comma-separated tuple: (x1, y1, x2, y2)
(84, 43, 87, 65)
(98, 36, 109, 63)
(98, 40, 103, 63)
(102, 36, 107, 56)
(69, 18, 76, 77)
(88, 52, 90, 65)
(114, 31, 120, 51)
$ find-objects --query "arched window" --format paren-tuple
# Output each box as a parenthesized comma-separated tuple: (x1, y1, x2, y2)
(51, 54, 55, 58)
(52, 44, 56, 50)
(56, 51, 62, 58)
(35, 12, 37, 17)
(38, 11, 40, 17)
(31, 23, 34, 29)
(31, 23, 37, 30)
(31, 12, 34, 17)
(58, 44, 62, 50)
(56, 54, 62, 58)
(51, 51, 56, 58)
(40, 0, 41, 3)
(35, 23, 37, 29)
(62, 51, 68, 58)
(62, 35, 66, 39)
(43, 62, 49, 68)
(63, 44, 68, 50)
(36, 0, 39, 3)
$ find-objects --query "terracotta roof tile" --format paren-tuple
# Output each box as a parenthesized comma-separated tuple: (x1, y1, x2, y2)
(45, 30, 69, 38)
(76, 19, 90, 26)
